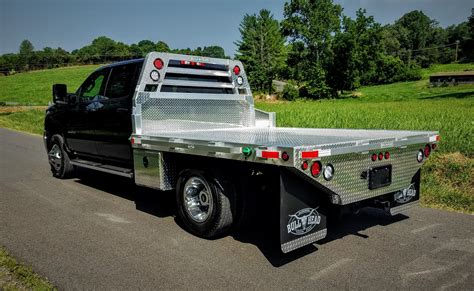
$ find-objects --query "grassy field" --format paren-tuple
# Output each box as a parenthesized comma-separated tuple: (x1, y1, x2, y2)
(0, 63, 473, 213)
(256, 99, 473, 155)
(0, 65, 99, 105)
(0, 247, 55, 290)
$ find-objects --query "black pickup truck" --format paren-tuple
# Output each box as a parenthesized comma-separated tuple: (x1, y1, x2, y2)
(44, 52, 439, 253)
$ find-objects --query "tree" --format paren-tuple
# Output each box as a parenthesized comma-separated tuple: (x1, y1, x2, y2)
(465, 9, 474, 61)
(18, 40, 35, 71)
(156, 41, 170, 52)
(282, 0, 342, 98)
(201, 46, 226, 58)
(390, 10, 440, 66)
(235, 9, 287, 94)
(137, 40, 156, 56)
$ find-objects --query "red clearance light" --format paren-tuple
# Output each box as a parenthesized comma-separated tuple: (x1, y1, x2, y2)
(436, 135, 440, 141)
(371, 153, 377, 161)
(153, 58, 164, 70)
(261, 150, 280, 159)
(302, 150, 319, 159)
(424, 144, 431, 157)
(233, 65, 241, 75)
(378, 152, 383, 161)
(311, 161, 322, 177)
(301, 161, 309, 170)
(385, 151, 390, 159)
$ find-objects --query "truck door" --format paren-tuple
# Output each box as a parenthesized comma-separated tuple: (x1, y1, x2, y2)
(94, 62, 142, 164)
(66, 68, 110, 157)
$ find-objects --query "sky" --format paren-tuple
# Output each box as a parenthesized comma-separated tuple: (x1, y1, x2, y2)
(0, 0, 472, 57)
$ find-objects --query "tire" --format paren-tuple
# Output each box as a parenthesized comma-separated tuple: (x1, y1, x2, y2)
(48, 134, 74, 179)
(176, 169, 236, 238)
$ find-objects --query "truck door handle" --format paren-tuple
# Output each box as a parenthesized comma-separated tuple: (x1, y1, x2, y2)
(116, 108, 129, 113)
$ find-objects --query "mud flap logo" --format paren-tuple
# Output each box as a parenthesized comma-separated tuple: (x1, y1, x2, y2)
(287, 208, 321, 236)
(394, 184, 416, 204)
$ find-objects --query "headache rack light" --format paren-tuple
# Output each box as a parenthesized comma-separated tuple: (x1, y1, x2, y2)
(168, 59, 228, 71)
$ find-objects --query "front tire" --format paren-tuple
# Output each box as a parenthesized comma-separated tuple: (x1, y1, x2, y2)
(48, 134, 74, 179)
(176, 170, 236, 238)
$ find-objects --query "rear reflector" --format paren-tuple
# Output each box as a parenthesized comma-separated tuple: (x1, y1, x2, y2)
(301, 150, 319, 159)
(131, 137, 141, 145)
(256, 149, 280, 159)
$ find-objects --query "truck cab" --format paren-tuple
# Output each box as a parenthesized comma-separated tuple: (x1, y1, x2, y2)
(45, 59, 143, 169)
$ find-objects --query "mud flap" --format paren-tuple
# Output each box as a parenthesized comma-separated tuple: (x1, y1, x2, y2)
(279, 168, 327, 253)
(389, 170, 421, 215)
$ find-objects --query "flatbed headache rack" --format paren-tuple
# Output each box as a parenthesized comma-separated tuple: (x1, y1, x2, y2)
(128, 52, 440, 252)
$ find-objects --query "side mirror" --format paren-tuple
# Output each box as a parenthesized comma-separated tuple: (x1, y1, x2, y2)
(52, 84, 67, 103)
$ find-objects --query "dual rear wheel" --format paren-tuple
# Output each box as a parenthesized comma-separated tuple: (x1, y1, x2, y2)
(176, 170, 236, 238)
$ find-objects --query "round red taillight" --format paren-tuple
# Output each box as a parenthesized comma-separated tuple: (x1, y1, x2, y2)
(233, 65, 241, 75)
(424, 144, 431, 158)
(378, 152, 383, 161)
(371, 153, 377, 161)
(311, 161, 322, 177)
(281, 151, 289, 161)
(385, 152, 390, 159)
(301, 161, 309, 170)
(153, 58, 164, 70)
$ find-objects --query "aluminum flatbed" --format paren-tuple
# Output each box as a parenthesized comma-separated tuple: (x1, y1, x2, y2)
(128, 53, 438, 252)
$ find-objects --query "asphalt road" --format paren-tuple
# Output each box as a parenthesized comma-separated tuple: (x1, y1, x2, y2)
(1, 128, 473, 290)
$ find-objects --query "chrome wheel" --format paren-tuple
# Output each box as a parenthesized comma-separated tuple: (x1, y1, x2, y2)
(48, 144, 62, 171)
(183, 177, 213, 223)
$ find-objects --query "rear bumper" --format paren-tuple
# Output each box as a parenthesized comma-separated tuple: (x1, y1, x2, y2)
(390, 200, 419, 215)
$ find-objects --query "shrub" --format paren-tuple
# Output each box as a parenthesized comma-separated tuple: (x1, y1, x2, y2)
(281, 81, 299, 100)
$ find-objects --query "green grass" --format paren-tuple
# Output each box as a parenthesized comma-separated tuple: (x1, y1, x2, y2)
(0, 246, 55, 290)
(354, 82, 474, 101)
(421, 153, 474, 213)
(0, 65, 99, 105)
(420, 63, 474, 79)
(0, 109, 45, 135)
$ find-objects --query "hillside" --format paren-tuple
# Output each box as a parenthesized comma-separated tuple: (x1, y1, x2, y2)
(0, 63, 473, 105)
(0, 65, 99, 105)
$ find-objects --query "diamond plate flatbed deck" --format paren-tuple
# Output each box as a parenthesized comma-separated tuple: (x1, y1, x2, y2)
(136, 124, 436, 148)
(133, 123, 438, 162)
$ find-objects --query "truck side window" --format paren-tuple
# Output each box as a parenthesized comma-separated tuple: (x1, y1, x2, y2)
(78, 70, 109, 100)
(105, 64, 139, 99)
